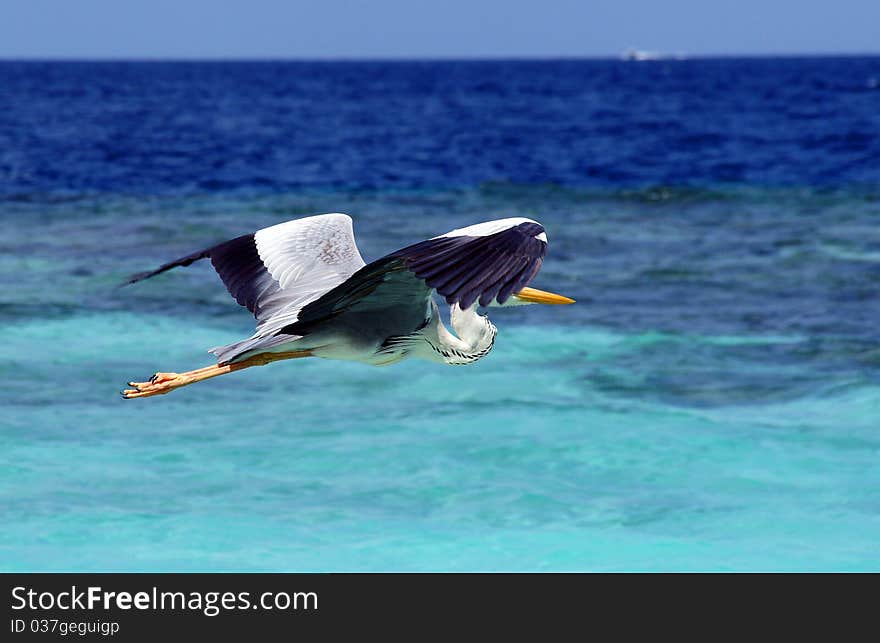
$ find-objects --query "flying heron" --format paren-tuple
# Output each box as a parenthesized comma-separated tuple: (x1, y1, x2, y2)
(122, 213, 573, 399)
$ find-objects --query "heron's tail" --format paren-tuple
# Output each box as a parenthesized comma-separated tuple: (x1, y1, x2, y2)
(209, 333, 302, 365)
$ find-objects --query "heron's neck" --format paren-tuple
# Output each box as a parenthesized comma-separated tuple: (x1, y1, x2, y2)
(424, 302, 497, 365)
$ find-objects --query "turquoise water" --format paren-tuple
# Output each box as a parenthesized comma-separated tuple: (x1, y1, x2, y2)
(2, 59, 880, 571)
(3, 309, 879, 571)
(2, 190, 880, 571)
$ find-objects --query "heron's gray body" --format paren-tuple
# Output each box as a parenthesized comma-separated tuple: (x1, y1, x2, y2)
(127, 213, 545, 368)
(225, 276, 497, 367)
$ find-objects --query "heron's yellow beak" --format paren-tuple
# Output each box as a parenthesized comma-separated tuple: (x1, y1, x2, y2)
(513, 286, 575, 305)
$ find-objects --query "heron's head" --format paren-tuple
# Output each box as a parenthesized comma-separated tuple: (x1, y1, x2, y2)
(502, 286, 575, 307)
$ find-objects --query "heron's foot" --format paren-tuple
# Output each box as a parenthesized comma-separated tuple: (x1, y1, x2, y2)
(122, 372, 184, 399)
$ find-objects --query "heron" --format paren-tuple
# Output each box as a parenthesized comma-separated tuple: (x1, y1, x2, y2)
(122, 213, 573, 399)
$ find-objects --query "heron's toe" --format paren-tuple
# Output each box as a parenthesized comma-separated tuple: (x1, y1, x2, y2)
(122, 372, 180, 399)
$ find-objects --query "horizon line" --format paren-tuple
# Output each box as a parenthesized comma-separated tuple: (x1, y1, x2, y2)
(1, 51, 879, 63)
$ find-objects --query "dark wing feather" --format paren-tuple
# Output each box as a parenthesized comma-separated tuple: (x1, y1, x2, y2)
(125, 234, 281, 319)
(390, 221, 546, 308)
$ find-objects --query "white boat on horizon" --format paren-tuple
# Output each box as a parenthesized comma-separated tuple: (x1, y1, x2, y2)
(620, 48, 687, 61)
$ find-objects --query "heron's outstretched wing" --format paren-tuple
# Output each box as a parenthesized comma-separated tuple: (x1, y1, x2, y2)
(126, 213, 366, 328)
(395, 218, 547, 309)
(283, 218, 548, 333)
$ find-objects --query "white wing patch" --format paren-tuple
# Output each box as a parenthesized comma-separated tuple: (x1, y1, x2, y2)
(255, 213, 364, 286)
(252, 213, 366, 332)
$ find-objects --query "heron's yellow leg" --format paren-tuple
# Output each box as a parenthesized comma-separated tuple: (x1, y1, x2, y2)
(121, 350, 313, 399)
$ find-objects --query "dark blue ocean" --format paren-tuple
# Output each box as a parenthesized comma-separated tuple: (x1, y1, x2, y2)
(1, 58, 879, 571)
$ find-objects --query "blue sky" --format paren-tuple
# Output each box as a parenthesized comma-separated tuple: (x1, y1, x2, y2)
(1, 0, 878, 59)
